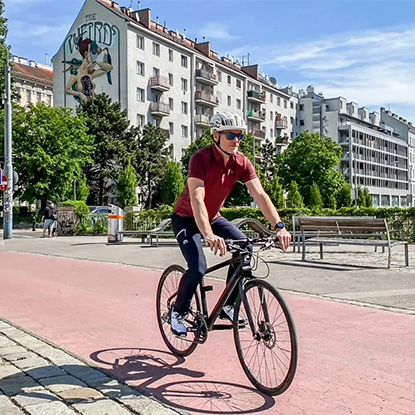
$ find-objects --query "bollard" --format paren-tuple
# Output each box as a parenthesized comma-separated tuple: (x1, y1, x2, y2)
(107, 204, 124, 243)
(32, 215, 36, 231)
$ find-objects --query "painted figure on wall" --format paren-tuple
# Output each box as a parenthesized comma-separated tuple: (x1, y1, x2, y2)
(63, 36, 113, 103)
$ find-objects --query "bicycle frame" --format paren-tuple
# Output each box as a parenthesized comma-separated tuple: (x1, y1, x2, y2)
(197, 249, 257, 335)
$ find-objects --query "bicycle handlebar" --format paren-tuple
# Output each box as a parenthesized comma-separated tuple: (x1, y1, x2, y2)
(225, 236, 280, 253)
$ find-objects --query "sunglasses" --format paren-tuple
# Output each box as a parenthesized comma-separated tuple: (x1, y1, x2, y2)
(224, 132, 245, 141)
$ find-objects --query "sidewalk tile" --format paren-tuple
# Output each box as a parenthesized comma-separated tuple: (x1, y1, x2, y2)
(24, 365, 67, 380)
(13, 356, 49, 370)
(0, 394, 26, 415)
(72, 399, 132, 415)
(24, 400, 78, 415)
(39, 374, 87, 393)
(58, 387, 104, 403)
(11, 387, 60, 407)
(0, 373, 40, 396)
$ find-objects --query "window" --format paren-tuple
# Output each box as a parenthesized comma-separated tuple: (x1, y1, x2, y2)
(299, 104, 304, 111)
(270, 94, 273, 103)
(236, 79, 241, 89)
(136, 35, 144, 49)
(217, 70, 222, 82)
(181, 78, 188, 92)
(168, 73, 173, 86)
(136, 87, 145, 102)
(300, 120, 305, 126)
(169, 98, 174, 111)
(136, 61, 145, 76)
(169, 122, 174, 135)
(168, 49, 173, 62)
(270, 111, 273, 121)
(181, 125, 188, 138)
(284, 99, 287, 109)
(137, 114, 145, 127)
(47, 95, 52, 106)
(227, 75, 231, 85)
(290, 102, 294, 109)
(236, 98, 241, 110)
(153, 67, 160, 76)
(270, 128, 273, 137)
(181, 101, 188, 114)
(277, 97, 281, 106)
(153, 42, 160, 56)
(227, 95, 231, 106)
(37, 92, 42, 103)
(27, 90, 32, 102)
(181, 55, 188, 68)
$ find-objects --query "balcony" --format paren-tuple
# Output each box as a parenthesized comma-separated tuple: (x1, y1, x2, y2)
(195, 91, 219, 107)
(247, 90, 265, 103)
(275, 117, 288, 129)
(150, 102, 170, 117)
(251, 130, 266, 139)
(195, 69, 218, 85)
(149, 75, 170, 92)
(247, 110, 266, 122)
(275, 136, 289, 146)
(195, 114, 211, 127)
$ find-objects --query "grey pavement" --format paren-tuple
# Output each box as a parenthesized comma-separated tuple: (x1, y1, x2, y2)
(0, 319, 183, 415)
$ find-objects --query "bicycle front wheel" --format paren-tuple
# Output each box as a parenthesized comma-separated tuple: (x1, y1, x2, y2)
(234, 279, 298, 396)
(156, 264, 200, 357)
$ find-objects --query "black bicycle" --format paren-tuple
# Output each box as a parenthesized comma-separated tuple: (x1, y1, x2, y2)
(156, 236, 298, 396)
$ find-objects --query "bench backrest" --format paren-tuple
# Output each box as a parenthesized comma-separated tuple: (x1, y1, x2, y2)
(150, 218, 172, 232)
(297, 217, 388, 238)
(231, 217, 273, 236)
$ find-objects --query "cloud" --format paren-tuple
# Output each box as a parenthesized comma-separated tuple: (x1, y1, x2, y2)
(250, 27, 415, 119)
(10, 20, 70, 40)
(196, 22, 237, 41)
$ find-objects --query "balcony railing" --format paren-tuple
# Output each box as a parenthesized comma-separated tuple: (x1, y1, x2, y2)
(195, 114, 211, 127)
(247, 110, 266, 122)
(195, 91, 219, 107)
(275, 117, 288, 129)
(195, 69, 218, 85)
(149, 75, 170, 92)
(247, 90, 265, 103)
(275, 136, 289, 145)
(250, 130, 266, 139)
(150, 102, 170, 116)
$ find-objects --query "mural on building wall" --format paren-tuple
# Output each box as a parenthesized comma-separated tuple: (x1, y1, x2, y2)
(63, 16, 120, 104)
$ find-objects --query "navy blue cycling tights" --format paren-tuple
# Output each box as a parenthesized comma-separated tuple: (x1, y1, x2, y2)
(171, 213, 251, 316)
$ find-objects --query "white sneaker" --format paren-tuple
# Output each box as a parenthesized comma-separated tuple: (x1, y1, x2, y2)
(171, 310, 187, 337)
(220, 305, 236, 322)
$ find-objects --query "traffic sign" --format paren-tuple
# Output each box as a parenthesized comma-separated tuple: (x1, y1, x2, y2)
(0, 170, 8, 192)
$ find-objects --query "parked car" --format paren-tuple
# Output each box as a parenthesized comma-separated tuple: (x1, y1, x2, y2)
(90, 206, 111, 216)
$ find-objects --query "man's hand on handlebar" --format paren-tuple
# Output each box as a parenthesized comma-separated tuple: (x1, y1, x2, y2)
(275, 228, 292, 252)
(204, 234, 227, 256)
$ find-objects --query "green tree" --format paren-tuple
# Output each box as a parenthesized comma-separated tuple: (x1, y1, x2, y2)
(268, 176, 285, 209)
(160, 160, 185, 206)
(329, 194, 337, 210)
(309, 182, 323, 210)
(12, 104, 93, 208)
(337, 182, 352, 208)
(278, 132, 347, 206)
(286, 181, 304, 208)
(77, 94, 135, 205)
(117, 160, 138, 208)
(77, 175, 90, 202)
(358, 187, 373, 208)
(131, 123, 170, 208)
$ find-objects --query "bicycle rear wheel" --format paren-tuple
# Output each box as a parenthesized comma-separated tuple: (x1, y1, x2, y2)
(233, 279, 298, 396)
(156, 264, 200, 357)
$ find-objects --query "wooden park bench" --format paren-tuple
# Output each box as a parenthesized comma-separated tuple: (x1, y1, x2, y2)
(231, 217, 273, 238)
(116, 218, 174, 246)
(298, 217, 409, 269)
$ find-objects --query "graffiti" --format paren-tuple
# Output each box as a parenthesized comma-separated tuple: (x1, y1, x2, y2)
(57, 207, 76, 236)
(63, 21, 119, 103)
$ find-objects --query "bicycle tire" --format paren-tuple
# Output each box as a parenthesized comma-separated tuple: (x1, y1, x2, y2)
(233, 279, 298, 396)
(156, 264, 200, 357)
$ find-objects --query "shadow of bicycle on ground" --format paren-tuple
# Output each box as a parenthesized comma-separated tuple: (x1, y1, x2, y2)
(90, 347, 275, 414)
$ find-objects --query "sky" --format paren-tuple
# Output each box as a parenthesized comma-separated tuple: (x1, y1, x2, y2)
(5, 0, 415, 122)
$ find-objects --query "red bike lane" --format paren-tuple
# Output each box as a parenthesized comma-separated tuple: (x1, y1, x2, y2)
(0, 251, 414, 415)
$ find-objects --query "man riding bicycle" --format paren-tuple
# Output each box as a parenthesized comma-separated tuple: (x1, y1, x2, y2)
(171, 111, 291, 336)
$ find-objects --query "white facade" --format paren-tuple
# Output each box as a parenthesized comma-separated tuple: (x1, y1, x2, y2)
(52, 0, 296, 160)
(297, 87, 412, 207)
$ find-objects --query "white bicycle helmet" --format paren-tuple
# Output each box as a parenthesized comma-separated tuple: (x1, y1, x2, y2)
(210, 111, 247, 132)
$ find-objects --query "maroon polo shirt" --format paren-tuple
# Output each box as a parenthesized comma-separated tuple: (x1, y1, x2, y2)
(174, 145, 257, 221)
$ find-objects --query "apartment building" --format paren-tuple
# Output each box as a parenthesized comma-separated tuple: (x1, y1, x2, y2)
(52, 0, 296, 160)
(12, 56, 53, 107)
(297, 86, 413, 207)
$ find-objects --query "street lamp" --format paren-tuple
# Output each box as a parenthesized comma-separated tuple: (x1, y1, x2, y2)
(2, 44, 13, 239)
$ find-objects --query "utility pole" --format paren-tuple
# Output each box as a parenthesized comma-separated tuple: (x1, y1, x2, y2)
(2, 46, 13, 239)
